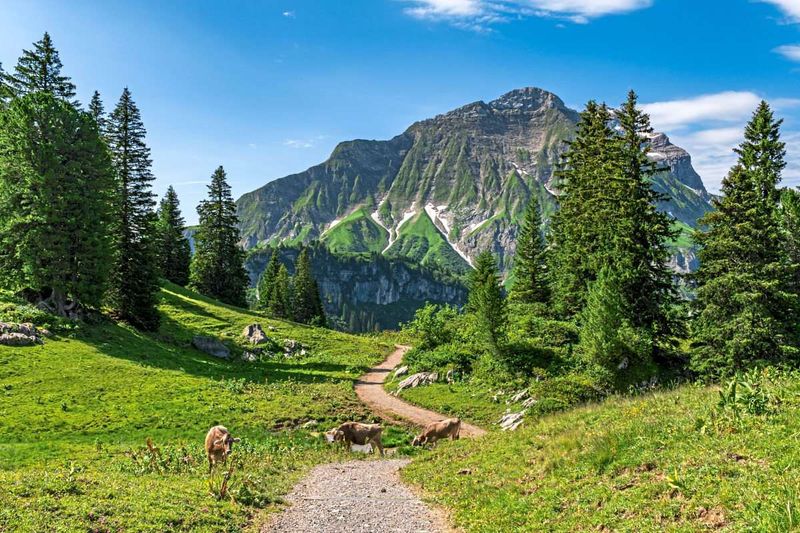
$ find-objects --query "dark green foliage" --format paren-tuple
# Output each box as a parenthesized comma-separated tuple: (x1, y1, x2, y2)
(190, 166, 249, 307)
(691, 102, 798, 377)
(5, 32, 77, 103)
(402, 303, 459, 350)
(267, 264, 293, 319)
(156, 186, 191, 286)
(88, 90, 105, 131)
(0, 62, 11, 105)
(510, 195, 549, 303)
(105, 88, 160, 330)
(780, 188, 800, 293)
(291, 248, 326, 326)
(256, 250, 281, 311)
(467, 251, 507, 351)
(0, 93, 115, 313)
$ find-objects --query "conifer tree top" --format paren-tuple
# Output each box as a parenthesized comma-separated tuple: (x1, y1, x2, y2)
(7, 32, 77, 102)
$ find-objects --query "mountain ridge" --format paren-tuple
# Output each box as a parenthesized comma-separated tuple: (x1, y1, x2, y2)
(237, 87, 712, 274)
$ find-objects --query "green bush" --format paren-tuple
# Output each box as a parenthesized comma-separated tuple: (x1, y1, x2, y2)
(528, 372, 608, 416)
(403, 343, 477, 375)
(401, 303, 459, 350)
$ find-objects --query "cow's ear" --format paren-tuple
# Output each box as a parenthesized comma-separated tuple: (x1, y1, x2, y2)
(233, 437, 241, 442)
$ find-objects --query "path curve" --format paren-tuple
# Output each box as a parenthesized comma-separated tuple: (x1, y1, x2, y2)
(262, 459, 450, 533)
(355, 345, 486, 437)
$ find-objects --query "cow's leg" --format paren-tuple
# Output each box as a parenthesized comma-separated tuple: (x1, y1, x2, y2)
(372, 437, 384, 456)
(208, 456, 214, 474)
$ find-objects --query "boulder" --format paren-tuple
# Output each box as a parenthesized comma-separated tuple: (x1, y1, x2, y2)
(283, 339, 307, 357)
(499, 411, 525, 431)
(241, 351, 259, 363)
(191, 336, 230, 359)
(395, 372, 438, 393)
(521, 396, 538, 409)
(242, 323, 268, 345)
(509, 389, 529, 404)
(0, 332, 39, 346)
(394, 365, 409, 378)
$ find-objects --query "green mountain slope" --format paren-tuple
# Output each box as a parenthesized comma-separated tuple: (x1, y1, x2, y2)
(385, 211, 471, 274)
(321, 207, 389, 254)
(0, 283, 395, 531)
(403, 374, 800, 531)
(236, 87, 712, 274)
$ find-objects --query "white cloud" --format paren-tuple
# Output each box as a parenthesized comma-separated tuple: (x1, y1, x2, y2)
(775, 43, 800, 61)
(758, 0, 800, 22)
(403, 0, 652, 27)
(283, 135, 327, 149)
(282, 10, 296, 17)
(641, 91, 762, 130)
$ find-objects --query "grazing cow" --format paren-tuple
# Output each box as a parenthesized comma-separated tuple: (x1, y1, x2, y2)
(412, 418, 461, 447)
(204, 425, 241, 472)
(327, 422, 384, 456)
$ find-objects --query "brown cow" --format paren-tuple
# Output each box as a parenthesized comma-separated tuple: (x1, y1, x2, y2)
(412, 418, 461, 447)
(327, 422, 384, 456)
(204, 425, 241, 472)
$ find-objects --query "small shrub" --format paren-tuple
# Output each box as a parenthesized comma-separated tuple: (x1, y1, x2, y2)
(401, 303, 459, 350)
(718, 369, 775, 419)
(220, 377, 248, 395)
(403, 343, 477, 375)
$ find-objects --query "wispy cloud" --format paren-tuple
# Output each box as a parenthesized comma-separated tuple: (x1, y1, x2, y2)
(775, 43, 800, 61)
(283, 135, 327, 149)
(758, 0, 800, 22)
(643, 91, 800, 193)
(403, 0, 652, 29)
(282, 10, 296, 18)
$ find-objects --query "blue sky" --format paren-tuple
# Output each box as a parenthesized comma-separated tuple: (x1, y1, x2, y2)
(1, 0, 798, 223)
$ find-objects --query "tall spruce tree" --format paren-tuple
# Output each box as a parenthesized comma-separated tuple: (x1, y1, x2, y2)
(615, 91, 680, 347)
(509, 196, 549, 304)
(267, 264, 293, 319)
(467, 251, 507, 351)
(780, 188, 800, 294)
(156, 186, 191, 286)
(105, 88, 161, 330)
(0, 93, 116, 315)
(292, 247, 326, 326)
(256, 250, 281, 311)
(88, 90, 105, 130)
(692, 102, 797, 377)
(190, 166, 249, 306)
(6, 32, 77, 103)
(0, 62, 11, 105)
(548, 101, 620, 317)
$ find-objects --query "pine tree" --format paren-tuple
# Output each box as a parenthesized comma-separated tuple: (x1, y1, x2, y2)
(256, 250, 281, 310)
(189, 166, 249, 306)
(691, 102, 797, 377)
(105, 88, 161, 330)
(6, 32, 77, 103)
(780, 188, 800, 293)
(267, 264, 293, 319)
(509, 195, 549, 304)
(88, 90, 105, 131)
(614, 91, 680, 347)
(467, 251, 507, 350)
(548, 101, 620, 316)
(292, 247, 326, 326)
(0, 93, 116, 315)
(156, 186, 191, 286)
(0, 62, 11, 105)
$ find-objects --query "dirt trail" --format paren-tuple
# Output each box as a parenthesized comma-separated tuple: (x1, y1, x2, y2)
(263, 345, 484, 532)
(355, 345, 486, 437)
(262, 459, 451, 533)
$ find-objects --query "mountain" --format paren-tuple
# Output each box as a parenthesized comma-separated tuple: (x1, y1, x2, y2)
(236, 87, 713, 274)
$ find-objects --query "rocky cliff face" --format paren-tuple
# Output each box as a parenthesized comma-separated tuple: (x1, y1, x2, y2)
(245, 246, 467, 332)
(237, 87, 713, 274)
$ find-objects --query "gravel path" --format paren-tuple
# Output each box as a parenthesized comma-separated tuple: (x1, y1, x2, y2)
(262, 459, 450, 533)
(354, 346, 486, 437)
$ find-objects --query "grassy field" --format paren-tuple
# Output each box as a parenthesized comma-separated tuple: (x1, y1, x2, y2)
(0, 282, 400, 532)
(403, 370, 800, 532)
(321, 208, 389, 254)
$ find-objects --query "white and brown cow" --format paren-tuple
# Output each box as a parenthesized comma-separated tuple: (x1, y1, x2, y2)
(204, 425, 241, 472)
(326, 422, 384, 456)
(412, 418, 461, 447)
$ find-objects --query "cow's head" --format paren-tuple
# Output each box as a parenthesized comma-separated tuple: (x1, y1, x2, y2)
(214, 433, 241, 456)
(411, 435, 425, 447)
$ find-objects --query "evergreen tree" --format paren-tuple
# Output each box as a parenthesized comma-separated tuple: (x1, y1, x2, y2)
(615, 91, 680, 347)
(105, 88, 161, 330)
(292, 247, 326, 326)
(780, 188, 800, 293)
(692, 102, 797, 377)
(88, 90, 105, 131)
(0, 93, 116, 315)
(6, 32, 77, 103)
(189, 166, 249, 307)
(156, 186, 191, 286)
(0, 62, 11, 105)
(267, 264, 293, 319)
(509, 195, 549, 304)
(256, 250, 281, 310)
(467, 251, 507, 350)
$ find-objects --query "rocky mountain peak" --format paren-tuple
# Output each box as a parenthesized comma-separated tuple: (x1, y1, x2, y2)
(488, 87, 568, 112)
